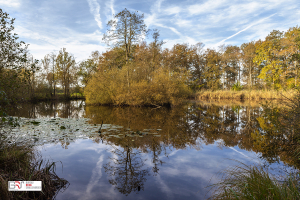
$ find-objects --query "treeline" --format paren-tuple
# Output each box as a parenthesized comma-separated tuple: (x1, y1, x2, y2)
(0, 9, 84, 103)
(84, 9, 300, 106)
(2, 7, 300, 105)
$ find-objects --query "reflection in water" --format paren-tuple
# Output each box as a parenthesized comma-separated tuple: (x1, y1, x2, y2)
(104, 143, 149, 195)
(7, 100, 300, 199)
(7, 100, 85, 118)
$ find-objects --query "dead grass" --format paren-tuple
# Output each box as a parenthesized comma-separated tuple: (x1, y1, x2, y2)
(0, 143, 69, 199)
(197, 90, 297, 101)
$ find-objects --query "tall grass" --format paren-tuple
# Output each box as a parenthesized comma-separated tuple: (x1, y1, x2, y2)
(0, 143, 69, 199)
(197, 90, 297, 100)
(209, 162, 300, 200)
(0, 116, 69, 199)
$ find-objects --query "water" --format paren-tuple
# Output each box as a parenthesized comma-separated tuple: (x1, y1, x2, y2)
(5, 100, 298, 199)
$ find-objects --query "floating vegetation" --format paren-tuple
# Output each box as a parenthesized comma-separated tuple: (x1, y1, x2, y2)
(30, 121, 41, 125)
(1, 117, 164, 146)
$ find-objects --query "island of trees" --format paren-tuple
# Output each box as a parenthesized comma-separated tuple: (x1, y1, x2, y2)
(1, 8, 300, 106)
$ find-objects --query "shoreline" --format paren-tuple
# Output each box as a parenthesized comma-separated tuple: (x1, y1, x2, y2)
(196, 90, 297, 101)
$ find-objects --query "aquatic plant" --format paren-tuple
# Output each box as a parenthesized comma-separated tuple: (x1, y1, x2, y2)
(208, 162, 300, 200)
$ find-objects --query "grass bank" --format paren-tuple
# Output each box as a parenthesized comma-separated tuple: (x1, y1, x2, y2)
(209, 162, 300, 200)
(197, 90, 297, 100)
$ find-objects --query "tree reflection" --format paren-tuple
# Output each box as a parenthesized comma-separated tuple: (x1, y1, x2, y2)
(104, 138, 149, 195)
(6, 100, 85, 119)
(7, 99, 300, 194)
(87, 101, 300, 170)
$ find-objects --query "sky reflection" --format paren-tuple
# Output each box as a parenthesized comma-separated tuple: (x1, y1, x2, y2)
(8, 100, 297, 199)
(38, 138, 262, 200)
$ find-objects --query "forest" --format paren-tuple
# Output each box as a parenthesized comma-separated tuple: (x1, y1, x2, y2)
(1, 8, 300, 105)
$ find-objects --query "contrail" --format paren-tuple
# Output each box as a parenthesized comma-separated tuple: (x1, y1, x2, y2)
(110, 0, 115, 16)
(86, 0, 102, 30)
(229, 147, 260, 163)
(219, 13, 277, 44)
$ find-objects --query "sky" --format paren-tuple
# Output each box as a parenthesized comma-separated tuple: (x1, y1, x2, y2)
(1, 0, 300, 62)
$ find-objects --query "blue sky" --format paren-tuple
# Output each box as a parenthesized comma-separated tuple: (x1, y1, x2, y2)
(1, 0, 300, 61)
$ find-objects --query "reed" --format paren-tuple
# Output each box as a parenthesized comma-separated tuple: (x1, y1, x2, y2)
(208, 162, 300, 200)
(197, 90, 297, 100)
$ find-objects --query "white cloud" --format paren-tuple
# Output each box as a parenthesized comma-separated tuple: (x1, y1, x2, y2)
(187, 0, 227, 15)
(86, 0, 102, 30)
(0, 0, 20, 8)
(164, 6, 181, 15)
(4, 0, 300, 62)
(15, 25, 106, 61)
(83, 155, 104, 199)
(174, 19, 191, 27)
(153, 0, 164, 13)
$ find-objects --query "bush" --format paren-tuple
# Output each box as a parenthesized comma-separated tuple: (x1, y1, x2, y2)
(85, 66, 191, 106)
(231, 82, 243, 91)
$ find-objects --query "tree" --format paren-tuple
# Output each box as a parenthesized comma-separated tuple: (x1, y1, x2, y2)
(189, 42, 205, 91)
(148, 29, 164, 72)
(0, 8, 30, 103)
(254, 30, 285, 90)
(203, 49, 222, 90)
(282, 27, 300, 88)
(222, 45, 240, 89)
(241, 42, 257, 89)
(56, 48, 76, 98)
(103, 8, 148, 64)
(78, 51, 99, 87)
(0, 8, 28, 72)
(103, 8, 148, 91)
(41, 54, 53, 96)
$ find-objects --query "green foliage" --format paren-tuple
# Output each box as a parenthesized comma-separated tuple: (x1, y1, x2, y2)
(231, 82, 243, 91)
(0, 8, 28, 71)
(0, 9, 40, 103)
(78, 51, 99, 87)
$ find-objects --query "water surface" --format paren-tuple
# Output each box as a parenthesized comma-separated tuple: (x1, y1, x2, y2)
(6, 100, 297, 200)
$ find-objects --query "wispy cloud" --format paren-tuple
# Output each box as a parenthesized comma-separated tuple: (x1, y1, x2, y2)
(153, 0, 164, 13)
(110, 0, 115, 16)
(187, 0, 227, 15)
(84, 155, 104, 199)
(86, 0, 102, 30)
(0, 0, 20, 8)
(6, 0, 300, 62)
(156, 23, 181, 36)
(15, 25, 106, 61)
(218, 13, 277, 44)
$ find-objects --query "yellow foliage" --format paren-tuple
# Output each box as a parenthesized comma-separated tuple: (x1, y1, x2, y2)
(85, 66, 191, 106)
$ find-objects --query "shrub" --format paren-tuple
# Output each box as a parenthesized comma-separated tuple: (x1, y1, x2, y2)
(85, 66, 191, 106)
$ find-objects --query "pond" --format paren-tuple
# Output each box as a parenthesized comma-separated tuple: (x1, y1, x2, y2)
(4, 100, 298, 200)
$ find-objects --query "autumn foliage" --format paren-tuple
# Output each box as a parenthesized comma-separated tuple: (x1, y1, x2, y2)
(85, 43, 191, 106)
